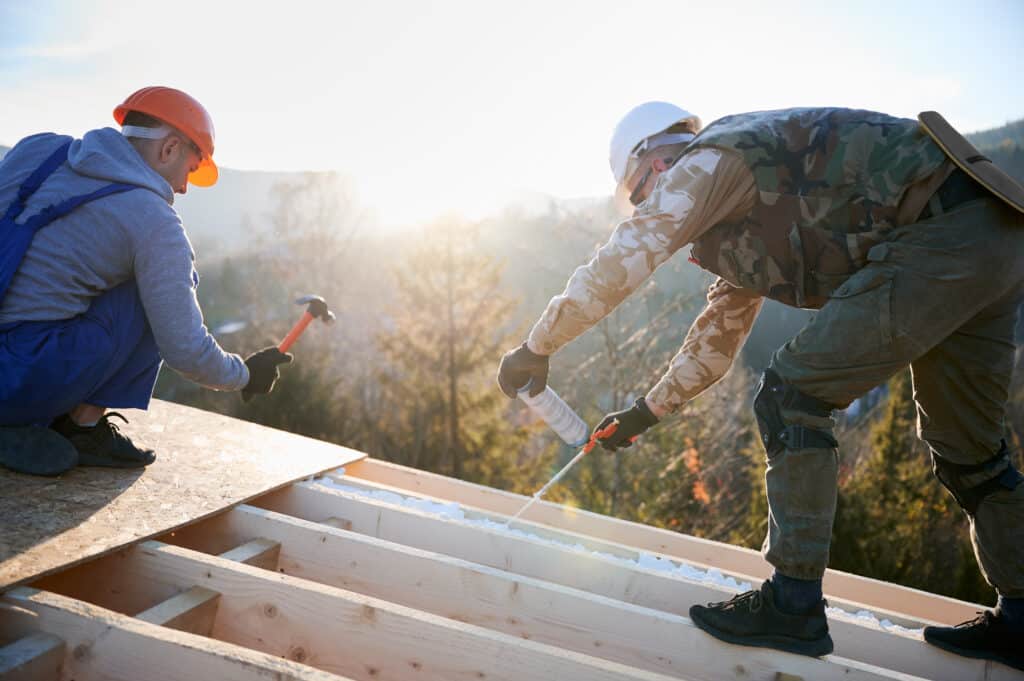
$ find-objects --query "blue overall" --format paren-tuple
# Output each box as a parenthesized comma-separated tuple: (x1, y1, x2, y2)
(0, 142, 162, 427)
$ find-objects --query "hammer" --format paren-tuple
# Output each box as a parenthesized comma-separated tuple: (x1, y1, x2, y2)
(278, 295, 336, 353)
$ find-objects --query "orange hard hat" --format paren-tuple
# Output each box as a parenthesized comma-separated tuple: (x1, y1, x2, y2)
(114, 86, 219, 187)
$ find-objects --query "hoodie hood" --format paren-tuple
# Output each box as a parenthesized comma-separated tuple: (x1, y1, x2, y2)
(68, 127, 174, 205)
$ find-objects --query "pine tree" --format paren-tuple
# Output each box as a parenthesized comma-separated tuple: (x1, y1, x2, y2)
(830, 370, 994, 604)
(372, 217, 552, 492)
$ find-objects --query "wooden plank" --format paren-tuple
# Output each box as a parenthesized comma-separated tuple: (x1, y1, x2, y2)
(0, 631, 64, 680)
(135, 586, 221, 636)
(113, 540, 684, 681)
(326, 474, 928, 630)
(254, 482, 1015, 681)
(343, 457, 983, 624)
(0, 399, 365, 590)
(218, 538, 281, 570)
(0, 587, 351, 681)
(163, 504, 924, 681)
(125, 539, 279, 637)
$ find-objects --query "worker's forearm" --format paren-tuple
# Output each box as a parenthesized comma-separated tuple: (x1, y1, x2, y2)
(646, 280, 763, 416)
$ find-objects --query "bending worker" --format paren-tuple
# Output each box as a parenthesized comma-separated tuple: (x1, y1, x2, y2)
(497, 103, 1024, 668)
(0, 86, 292, 476)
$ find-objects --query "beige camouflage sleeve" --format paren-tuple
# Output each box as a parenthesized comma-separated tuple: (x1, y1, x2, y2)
(645, 278, 763, 414)
(527, 148, 743, 355)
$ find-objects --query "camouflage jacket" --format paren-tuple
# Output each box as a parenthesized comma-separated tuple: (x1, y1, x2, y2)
(689, 108, 947, 308)
(527, 148, 764, 414)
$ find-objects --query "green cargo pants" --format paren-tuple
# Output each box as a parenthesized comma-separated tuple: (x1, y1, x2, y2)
(767, 196, 1024, 596)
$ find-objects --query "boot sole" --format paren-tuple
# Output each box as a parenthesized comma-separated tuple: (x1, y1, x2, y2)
(77, 451, 156, 469)
(690, 609, 834, 657)
(924, 632, 1024, 672)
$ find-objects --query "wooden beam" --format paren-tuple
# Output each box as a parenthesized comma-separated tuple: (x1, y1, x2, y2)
(326, 474, 927, 630)
(342, 458, 982, 625)
(218, 538, 281, 570)
(0, 587, 351, 681)
(165, 505, 909, 681)
(135, 586, 221, 636)
(130, 538, 280, 637)
(115, 540, 683, 681)
(253, 482, 1009, 681)
(0, 631, 64, 680)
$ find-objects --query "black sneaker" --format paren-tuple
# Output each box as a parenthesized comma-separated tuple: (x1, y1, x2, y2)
(689, 580, 834, 657)
(51, 412, 155, 468)
(924, 610, 1024, 671)
(0, 425, 79, 476)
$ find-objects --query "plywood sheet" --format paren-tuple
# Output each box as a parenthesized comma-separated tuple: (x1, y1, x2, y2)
(0, 399, 363, 589)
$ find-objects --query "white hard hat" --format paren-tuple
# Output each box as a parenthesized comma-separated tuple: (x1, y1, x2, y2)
(609, 101, 701, 214)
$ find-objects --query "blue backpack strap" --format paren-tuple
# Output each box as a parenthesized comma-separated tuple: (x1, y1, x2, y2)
(0, 140, 73, 224)
(0, 140, 140, 306)
(20, 182, 138, 234)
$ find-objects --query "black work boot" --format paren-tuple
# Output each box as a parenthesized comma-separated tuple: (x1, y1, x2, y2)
(689, 580, 834, 657)
(0, 425, 79, 476)
(923, 610, 1024, 671)
(51, 412, 155, 468)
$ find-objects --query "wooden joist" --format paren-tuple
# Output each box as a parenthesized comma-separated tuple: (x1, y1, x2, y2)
(252, 481, 1010, 681)
(218, 537, 281, 570)
(342, 458, 982, 626)
(161, 504, 911, 681)
(130, 538, 281, 637)
(73, 540, 690, 681)
(0, 587, 351, 681)
(325, 473, 928, 630)
(0, 631, 65, 681)
(134, 586, 221, 636)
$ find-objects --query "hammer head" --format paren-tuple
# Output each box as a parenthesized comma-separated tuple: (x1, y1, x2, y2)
(295, 295, 336, 323)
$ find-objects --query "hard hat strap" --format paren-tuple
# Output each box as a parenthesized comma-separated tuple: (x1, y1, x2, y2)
(121, 124, 174, 140)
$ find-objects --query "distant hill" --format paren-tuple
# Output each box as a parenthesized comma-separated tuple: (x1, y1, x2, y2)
(967, 118, 1024, 183)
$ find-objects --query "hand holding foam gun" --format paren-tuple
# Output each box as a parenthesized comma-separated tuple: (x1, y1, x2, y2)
(497, 342, 588, 447)
(497, 342, 661, 523)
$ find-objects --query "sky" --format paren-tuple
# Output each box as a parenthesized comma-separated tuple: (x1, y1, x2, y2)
(1, 0, 1022, 226)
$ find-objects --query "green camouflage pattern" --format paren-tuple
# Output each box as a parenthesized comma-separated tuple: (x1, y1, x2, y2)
(689, 108, 947, 308)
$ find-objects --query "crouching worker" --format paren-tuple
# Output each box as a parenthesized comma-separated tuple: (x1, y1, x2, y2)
(0, 86, 292, 476)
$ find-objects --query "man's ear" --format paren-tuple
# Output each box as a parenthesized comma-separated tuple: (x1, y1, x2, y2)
(652, 156, 670, 173)
(158, 136, 181, 163)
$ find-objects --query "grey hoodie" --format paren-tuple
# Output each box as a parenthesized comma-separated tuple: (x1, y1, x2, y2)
(0, 128, 248, 391)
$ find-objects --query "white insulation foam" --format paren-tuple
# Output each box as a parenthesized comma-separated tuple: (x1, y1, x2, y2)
(310, 473, 924, 636)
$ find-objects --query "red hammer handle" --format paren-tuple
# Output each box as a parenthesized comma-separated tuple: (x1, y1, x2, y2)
(278, 311, 315, 353)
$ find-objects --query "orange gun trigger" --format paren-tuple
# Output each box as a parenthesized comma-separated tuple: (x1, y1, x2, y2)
(584, 420, 620, 454)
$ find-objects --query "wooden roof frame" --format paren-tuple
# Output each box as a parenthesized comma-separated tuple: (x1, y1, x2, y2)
(2, 401, 1020, 681)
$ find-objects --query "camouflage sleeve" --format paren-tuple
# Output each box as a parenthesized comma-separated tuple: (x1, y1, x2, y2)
(645, 277, 763, 414)
(527, 148, 735, 355)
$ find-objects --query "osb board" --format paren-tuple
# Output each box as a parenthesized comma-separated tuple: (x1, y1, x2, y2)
(0, 399, 364, 589)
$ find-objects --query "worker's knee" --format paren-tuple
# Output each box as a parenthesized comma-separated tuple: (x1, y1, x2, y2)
(754, 369, 838, 457)
(932, 440, 1024, 516)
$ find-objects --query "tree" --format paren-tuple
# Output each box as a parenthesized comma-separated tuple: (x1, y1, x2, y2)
(830, 370, 994, 604)
(372, 217, 552, 492)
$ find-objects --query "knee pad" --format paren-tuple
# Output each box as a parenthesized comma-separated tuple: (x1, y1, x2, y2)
(754, 369, 838, 457)
(933, 440, 1024, 516)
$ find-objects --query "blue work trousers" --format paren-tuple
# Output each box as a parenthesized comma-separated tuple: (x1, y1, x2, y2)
(0, 281, 161, 426)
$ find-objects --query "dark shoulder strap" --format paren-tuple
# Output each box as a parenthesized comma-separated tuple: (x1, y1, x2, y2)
(20, 182, 138, 234)
(1, 141, 73, 223)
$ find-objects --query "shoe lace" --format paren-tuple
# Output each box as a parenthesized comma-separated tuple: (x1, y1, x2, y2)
(710, 589, 763, 614)
(98, 412, 129, 437)
(954, 611, 994, 629)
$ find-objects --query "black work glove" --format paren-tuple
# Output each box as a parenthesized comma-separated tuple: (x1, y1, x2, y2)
(593, 397, 659, 451)
(242, 347, 294, 402)
(497, 342, 549, 398)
